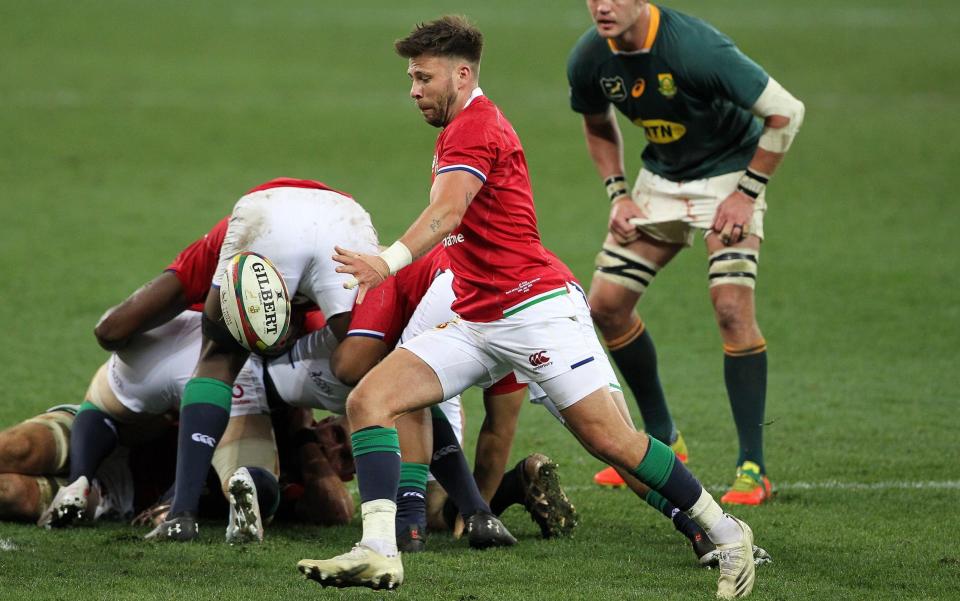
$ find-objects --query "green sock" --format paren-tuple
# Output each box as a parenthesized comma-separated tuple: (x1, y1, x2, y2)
(724, 350, 767, 472)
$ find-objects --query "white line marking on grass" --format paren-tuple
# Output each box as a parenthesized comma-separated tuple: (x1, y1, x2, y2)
(566, 480, 960, 493)
(0, 538, 18, 551)
(754, 480, 960, 492)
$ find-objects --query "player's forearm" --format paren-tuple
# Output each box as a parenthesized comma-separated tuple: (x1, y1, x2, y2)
(582, 110, 626, 180)
(94, 272, 188, 350)
(398, 194, 467, 259)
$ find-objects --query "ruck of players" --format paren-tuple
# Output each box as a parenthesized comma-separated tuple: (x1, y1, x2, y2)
(2, 4, 804, 600)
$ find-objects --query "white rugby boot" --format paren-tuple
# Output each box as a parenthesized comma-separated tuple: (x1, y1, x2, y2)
(225, 467, 264, 544)
(298, 545, 403, 590)
(715, 516, 757, 599)
(37, 476, 90, 528)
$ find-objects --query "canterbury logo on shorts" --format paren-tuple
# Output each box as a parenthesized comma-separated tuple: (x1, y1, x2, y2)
(528, 351, 551, 367)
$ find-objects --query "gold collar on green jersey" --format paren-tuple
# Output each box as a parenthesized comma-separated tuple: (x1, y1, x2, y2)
(607, 4, 661, 55)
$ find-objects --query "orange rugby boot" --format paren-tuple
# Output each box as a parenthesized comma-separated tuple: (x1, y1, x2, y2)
(720, 461, 773, 506)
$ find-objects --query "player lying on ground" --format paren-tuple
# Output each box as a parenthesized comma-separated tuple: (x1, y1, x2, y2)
(0, 402, 352, 530)
(300, 17, 760, 599)
(0, 405, 172, 523)
(36, 311, 312, 543)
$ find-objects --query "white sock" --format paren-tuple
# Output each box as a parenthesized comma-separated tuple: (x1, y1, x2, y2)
(685, 488, 741, 545)
(359, 499, 398, 557)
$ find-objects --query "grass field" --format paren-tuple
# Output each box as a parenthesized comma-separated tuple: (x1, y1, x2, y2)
(2, 1, 959, 599)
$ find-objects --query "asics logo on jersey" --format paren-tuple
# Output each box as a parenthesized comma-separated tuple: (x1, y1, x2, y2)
(528, 351, 551, 367)
(191, 433, 217, 448)
(442, 233, 465, 247)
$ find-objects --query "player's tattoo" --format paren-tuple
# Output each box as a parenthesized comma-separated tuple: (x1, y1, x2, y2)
(430, 218, 442, 232)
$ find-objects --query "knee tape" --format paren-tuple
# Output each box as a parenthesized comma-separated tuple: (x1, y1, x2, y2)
(708, 248, 759, 289)
(595, 244, 660, 296)
(24, 412, 74, 474)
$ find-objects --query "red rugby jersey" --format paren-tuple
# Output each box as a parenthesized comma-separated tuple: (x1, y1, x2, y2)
(432, 91, 567, 322)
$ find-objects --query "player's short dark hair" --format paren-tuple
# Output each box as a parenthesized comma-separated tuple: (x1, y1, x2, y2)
(394, 15, 483, 65)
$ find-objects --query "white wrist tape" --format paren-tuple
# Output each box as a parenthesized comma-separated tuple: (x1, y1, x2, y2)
(379, 241, 413, 275)
(751, 77, 805, 154)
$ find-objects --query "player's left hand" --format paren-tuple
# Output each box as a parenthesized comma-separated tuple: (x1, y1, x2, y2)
(712, 190, 754, 246)
(333, 246, 389, 304)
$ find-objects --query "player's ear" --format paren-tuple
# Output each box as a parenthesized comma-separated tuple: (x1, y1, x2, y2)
(456, 63, 472, 86)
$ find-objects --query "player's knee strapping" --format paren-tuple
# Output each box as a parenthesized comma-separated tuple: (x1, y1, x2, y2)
(25, 410, 74, 473)
(595, 244, 660, 296)
(707, 248, 759, 289)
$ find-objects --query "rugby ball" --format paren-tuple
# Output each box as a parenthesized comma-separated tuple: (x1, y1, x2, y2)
(220, 252, 292, 354)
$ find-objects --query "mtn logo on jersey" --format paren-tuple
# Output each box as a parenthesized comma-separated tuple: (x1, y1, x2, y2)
(633, 118, 687, 144)
(442, 232, 465, 247)
(657, 73, 678, 98)
(600, 76, 627, 101)
(528, 351, 551, 368)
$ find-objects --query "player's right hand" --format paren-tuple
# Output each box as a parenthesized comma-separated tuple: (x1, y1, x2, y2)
(333, 246, 390, 304)
(608, 195, 645, 245)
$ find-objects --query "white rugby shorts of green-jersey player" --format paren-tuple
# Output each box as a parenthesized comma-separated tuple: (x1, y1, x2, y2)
(527, 281, 622, 421)
(213, 185, 379, 318)
(628, 169, 766, 247)
(401, 286, 607, 411)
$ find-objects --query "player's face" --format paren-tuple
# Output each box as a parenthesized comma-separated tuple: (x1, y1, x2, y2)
(407, 55, 460, 128)
(587, 0, 646, 38)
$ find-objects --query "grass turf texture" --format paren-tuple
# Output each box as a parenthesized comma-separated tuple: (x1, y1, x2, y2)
(1, 0, 959, 599)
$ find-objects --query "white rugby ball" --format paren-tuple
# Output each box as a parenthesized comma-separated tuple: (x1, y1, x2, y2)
(220, 252, 292, 354)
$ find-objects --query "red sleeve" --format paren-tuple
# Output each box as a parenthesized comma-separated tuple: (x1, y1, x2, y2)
(346, 275, 404, 349)
(303, 309, 327, 333)
(435, 117, 498, 184)
(484, 372, 526, 396)
(164, 217, 229, 308)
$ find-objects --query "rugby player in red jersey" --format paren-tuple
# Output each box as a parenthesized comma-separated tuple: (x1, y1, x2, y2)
(299, 17, 759, 598)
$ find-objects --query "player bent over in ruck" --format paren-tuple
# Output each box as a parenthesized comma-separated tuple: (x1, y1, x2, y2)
(298, 16, 759, 599)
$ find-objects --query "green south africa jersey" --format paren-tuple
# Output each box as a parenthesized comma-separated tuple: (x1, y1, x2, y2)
(567, 4, 768, 181)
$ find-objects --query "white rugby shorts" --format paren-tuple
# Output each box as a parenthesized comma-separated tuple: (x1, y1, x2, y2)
(528, 281, 621, 422)
(631, 168, 767, 246)
(214, 186, 379, 319)
(108, 312, 268, 418)
(400, 288, 607, 411)
(398, 268, 463, 443)
(265, 327, 353, 415)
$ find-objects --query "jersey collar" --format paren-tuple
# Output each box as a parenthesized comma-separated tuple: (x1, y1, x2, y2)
(463, 86, 484, 109)
(607, 4, 660, 55)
